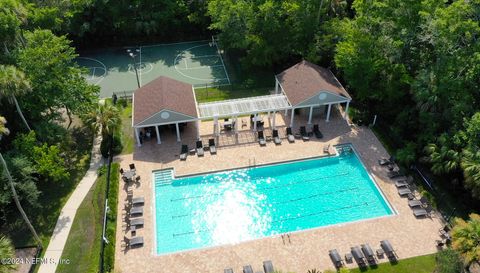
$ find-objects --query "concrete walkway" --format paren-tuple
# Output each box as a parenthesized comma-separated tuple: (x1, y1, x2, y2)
(38, 133, 103, 273)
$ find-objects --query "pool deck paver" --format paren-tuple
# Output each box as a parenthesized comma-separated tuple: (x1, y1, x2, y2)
(114, 108, 445, 273)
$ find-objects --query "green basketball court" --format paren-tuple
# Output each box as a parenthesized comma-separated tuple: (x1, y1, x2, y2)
(77, 40, 230, 98)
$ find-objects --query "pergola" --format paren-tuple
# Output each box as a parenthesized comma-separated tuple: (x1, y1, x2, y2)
(275, 60, 352, 127)
(132, 61, 352, 146)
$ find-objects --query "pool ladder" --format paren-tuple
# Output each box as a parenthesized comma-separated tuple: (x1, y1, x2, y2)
(155, 169, 173, 186)
(281, 233, 292, 245)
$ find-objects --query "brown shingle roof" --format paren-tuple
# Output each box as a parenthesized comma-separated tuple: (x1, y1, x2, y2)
(276, 60, 351, 106)
(133, 76, 197, 126)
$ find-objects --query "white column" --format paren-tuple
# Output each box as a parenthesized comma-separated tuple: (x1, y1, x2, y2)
(175, 123, 181, 142)
(213, 117, 218, 136)
(275, 79, 279, 94)
(290, 108, 295, 127)
(196, 120, 201, 139)
(344, 101, 350, 120)
(272, 111, 276, 129)
(155, 125, 161, 144)
(326, 104, 332, 122)
(308, 106, 313, 124)
(234, 116, 238, 134)
(135, 128, 141, 147)
(267, 111, 272, 128)
(284, 108, 288, 116)
(253, 113, 258, 131)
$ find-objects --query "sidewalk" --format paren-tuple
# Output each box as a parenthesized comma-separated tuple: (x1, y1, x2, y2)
(38, 134, 103, 273)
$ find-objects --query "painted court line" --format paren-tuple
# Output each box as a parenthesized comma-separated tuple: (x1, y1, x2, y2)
(139, 39, 210, 48)
(189, 54, 221, 59)
(177, 65, 225, 71)
(214, 42, 231, 84)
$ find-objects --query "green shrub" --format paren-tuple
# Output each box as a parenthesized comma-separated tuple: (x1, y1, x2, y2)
(103, 163, 119, 272)
(396, 142, 417, 166)
(435, 248, 464, 273)
(100, 134, 123, 158)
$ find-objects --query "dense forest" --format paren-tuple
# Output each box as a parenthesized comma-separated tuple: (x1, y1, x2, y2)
(0, 0, 479, 249)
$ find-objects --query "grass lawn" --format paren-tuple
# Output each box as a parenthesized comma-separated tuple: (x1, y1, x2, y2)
(119, 101, 134, 154)
(349, 254, 436, 273)
(194, 85, 272, 103)
(56, 166, 106, 273)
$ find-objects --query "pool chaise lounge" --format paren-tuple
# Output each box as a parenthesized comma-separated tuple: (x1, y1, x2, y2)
(272, 130, 282, 145)
(313, 124, 323, 139)
(388, 170, 404, 178)
(129, 206, 143, 216)
(129, 218, 144, 227)
(328, 249, 344, 268)
(196, 140, 204, 156)
(243, 265, 253, 273)
(378, 156, 395, 166)
(131, 197, 144, 206)
(263, 260, 274, 273)
(257, 131, 267, 146)
(413, 207, 429, 217)
(398, 187, 412, 197)
(208, 138, 217, 154)
(380, 240, 398, 260)
(285, 127, 295, 143)
(180, 144, 188, 160)
(300, 126, 310, 141)
(124, 236, 144, 248)
(351, 246, 367, 267)
(361, 244, 377, 264)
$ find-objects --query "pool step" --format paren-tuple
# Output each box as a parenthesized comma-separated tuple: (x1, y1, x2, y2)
(155, 169, 174, 186)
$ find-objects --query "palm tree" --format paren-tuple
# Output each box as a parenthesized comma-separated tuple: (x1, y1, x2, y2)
(0, 235, 17, 273)
(452, 213, 480, 266)
(0, 65, 32, 131)
(0, 116, 42, 247)
(83, 103, 121, 138)
(423, 135, 461, 175)
(462, 149, 480, 198)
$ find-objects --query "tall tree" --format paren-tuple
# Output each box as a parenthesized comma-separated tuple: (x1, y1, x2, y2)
(0, 117, 42, 247)
(0, 65, 31, 131)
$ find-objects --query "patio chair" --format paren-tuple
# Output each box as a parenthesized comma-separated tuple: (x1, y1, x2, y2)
(129, 206, 143, 216)
(272, 130, 281, 145)
(351, 246, 367, 267)
(124, 236, 144, 248)
(380, 240, 398, 260)
(388, 170, 404, 178)
(208, 139, 217, 154)
(196, 140, 204, 157)
(257, 131, 267, 146)
(313, 124, 323, 139)
(398, 187, 412, 197)
(378, 156, 395, 166)
(243, 265, 253, 273)
(263, 260, 274, 273)
(129, 163, 136, 171)
(120, 168, 124, 174)
(328, 249, 344, 268)
(413, 207, 429, 218)
(224, 269, 234, 273)
(286, 127, 295, 143)
(180, 144, 188, 160)
(361, 244, 377, 264)
(300, 126, 310, 141)
(131, 197, 144, 206)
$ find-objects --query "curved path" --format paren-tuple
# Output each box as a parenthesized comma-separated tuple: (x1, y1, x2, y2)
(38, 132, 103, 273)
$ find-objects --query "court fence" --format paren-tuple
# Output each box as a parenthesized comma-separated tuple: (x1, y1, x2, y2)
(112, 90, 135, 99)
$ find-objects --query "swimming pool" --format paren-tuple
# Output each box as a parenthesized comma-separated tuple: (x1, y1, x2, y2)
(153, 145, 393, 255)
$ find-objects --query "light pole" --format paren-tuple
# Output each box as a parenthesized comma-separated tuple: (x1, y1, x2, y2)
(127, 48, 141, 88)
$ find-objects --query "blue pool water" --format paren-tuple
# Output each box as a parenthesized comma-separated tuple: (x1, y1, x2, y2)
(154, 147, 393, 255)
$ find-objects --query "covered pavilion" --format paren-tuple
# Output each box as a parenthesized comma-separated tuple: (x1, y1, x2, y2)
(132, 61, 352, 147)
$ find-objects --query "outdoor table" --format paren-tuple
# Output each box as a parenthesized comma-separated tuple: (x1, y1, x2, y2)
(123, 170, 135, 181)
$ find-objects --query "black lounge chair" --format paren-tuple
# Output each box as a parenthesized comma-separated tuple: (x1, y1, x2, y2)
(398, 187, 412, 197)
(361, 244, 377, 264)
(300, 126, 310, 141)
(313, 124, 323, 139)
(351, 246, 367, 267)
(129, 206, 143, 216)
(131, 197, 144, 206)
(180, 144, 188, 160)
(257, 131, 267, 146)
(329, 249, 344, 268)
(379, 156, 395, 166)
(272, 130, 281, 145)
(128, 218, 144, 227)
(380, 240, 398, 260)
(124, 236, 144, 248)
(286, 127, 295, 143)
(413, 207, 429, 217)
(208, 139, 217, 154)
(263, 260, 274, 273)
(196, 140, 204, 156)
(388, 170, 403, 178)
(243, 265, 253, 273)
(224, 269, 233, 273)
